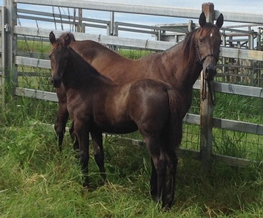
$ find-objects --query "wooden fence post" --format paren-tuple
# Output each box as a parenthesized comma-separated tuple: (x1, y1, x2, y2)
(200, 3, 215, 169)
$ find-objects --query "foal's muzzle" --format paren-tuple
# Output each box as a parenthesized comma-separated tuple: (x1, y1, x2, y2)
(51, 77, 62, 88)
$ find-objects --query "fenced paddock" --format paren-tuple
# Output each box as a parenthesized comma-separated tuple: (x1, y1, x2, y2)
(1, 0, 263, 168)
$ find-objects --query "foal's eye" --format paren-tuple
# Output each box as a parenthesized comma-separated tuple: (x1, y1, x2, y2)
(199, 37, 204, 43)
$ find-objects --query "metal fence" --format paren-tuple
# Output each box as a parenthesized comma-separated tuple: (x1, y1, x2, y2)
(2, 0, 263, 167)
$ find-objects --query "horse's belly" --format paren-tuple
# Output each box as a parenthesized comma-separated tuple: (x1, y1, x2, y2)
(97, 121, 138, 134)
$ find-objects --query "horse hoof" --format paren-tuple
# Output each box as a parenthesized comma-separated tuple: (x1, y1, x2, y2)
(150, 191, 158, 201)
(98, 180, 105, 186)
(162, 201, 173, 212)
(162, 205, 171, 212)
(83, 182, 89, 188)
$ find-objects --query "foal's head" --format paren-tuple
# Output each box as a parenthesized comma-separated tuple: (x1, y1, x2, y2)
(49, 31, 72, 88)
(195, 12, 224, 81)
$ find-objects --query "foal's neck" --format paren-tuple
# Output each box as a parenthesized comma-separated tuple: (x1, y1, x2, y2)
(63, 51, 113, 90)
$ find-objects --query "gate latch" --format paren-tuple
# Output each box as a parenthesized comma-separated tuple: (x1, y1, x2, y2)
(4, 24, 11, 32)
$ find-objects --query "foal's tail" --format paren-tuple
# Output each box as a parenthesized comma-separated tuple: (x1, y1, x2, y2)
(167, 88, 184, 148)
(162, 87, 184, 209)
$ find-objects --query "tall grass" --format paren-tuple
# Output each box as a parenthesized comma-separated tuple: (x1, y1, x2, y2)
(1, 111, 263, 217)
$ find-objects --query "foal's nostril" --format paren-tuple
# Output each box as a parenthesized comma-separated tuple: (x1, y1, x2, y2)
(51, 77, 62, 88)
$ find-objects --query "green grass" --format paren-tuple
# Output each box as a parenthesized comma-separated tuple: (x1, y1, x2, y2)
(119, 48, 153, 59)
(1, 122, 263, 217)
(1, 91, 263, 217)
(17, 39, 51, 56)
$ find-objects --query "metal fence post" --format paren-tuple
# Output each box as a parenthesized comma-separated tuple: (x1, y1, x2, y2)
(110, 12, 114, 36)
(5, 0, 17, 95)
(0, 6, 6, 110)
(109, 12, 118, 51)
(200, 3, 215, 169)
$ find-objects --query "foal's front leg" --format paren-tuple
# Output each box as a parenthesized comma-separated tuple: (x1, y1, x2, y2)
(69, 121, 79, 151)
(90, 130, 106, 185)
(55, 87, 69, 152)
(74, 121, 90, 187)
(55, 102, 68, 152)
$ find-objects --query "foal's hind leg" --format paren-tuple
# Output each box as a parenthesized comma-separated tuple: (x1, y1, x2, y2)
(144, 135, 167, 204)
(90, 130, 106, 185)
(163, 149, 178, 210)
(150, 158, 158, 200)
(163, 119, 182, 209)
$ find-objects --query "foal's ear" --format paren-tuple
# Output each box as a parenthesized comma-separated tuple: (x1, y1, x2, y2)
(64, 34, 72, 47)
(199, 12, 206, 27)
(216, 13, 224, 28)
(49, 31, 56, 45)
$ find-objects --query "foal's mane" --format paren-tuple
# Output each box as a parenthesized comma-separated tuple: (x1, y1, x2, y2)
(68, 47, 112, 82)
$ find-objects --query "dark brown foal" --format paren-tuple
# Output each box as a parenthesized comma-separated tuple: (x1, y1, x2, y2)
(49, 35, 184, 209)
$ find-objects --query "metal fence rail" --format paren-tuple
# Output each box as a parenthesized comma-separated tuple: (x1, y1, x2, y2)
(13, 0, 263, 24)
